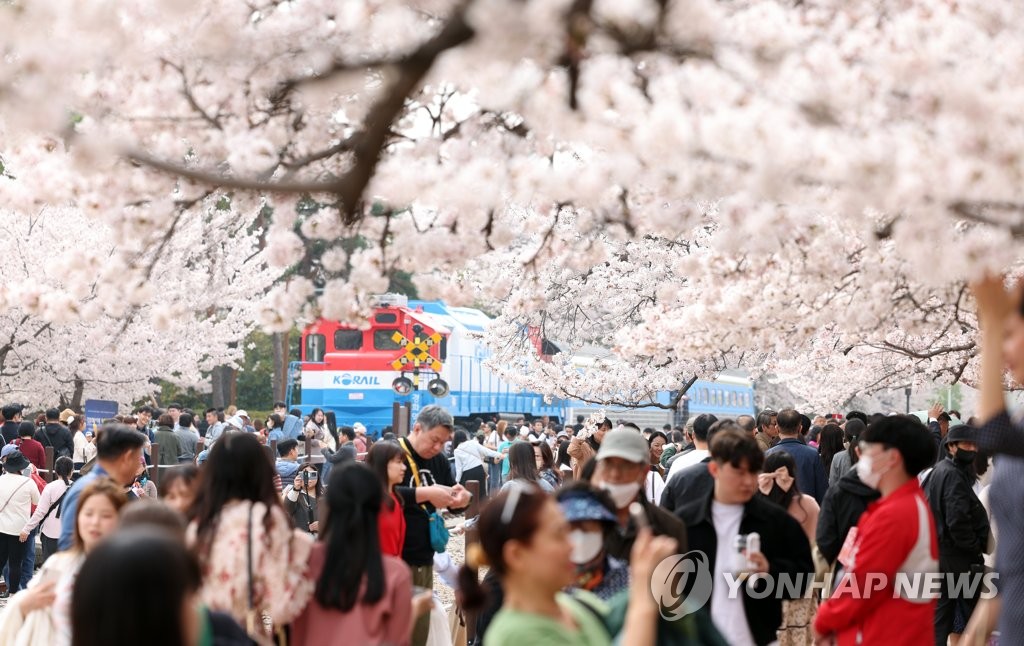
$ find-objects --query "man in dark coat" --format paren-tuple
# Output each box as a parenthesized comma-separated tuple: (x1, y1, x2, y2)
(0, 404, 23, 445)
(816, 464, 880, 564)
(923, 424, 990, 646)
(34, 408, 74, 459)
(678, 426, 814, 646)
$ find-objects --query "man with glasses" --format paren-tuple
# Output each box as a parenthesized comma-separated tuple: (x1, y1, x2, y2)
(397, 405, 472, 646)
(754, 409, 780, 452)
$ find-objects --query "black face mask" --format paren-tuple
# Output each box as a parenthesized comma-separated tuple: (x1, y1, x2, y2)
(955, 450, 977, 465)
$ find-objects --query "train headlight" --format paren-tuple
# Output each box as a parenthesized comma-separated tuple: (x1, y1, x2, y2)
(427, 378, 449, 398)
(392, 377, 414, 396)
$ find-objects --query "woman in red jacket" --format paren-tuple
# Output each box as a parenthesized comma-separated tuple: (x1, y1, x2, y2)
(366, 442, 407, 557)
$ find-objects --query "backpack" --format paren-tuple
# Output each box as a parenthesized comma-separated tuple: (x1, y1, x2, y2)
(38, 427, 73, 459)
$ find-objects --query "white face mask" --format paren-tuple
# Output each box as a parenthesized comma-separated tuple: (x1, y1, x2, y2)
(599, 481, 641, 509)
(856, 450, 889, 490)
(569, 530, 604, 565)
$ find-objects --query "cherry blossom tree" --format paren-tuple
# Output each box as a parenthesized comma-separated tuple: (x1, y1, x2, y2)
(0, 206, 277, 408)
(2, 0, 1023, 407)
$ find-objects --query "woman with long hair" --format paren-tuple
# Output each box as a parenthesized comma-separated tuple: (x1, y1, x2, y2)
(0, 478, 127, 644)
(502, 442, 553, 493)
(645, 431, 668, 504)
(817, 424, 845, 475)
(555, 439, 574, 482)
(454, 429, 503, 500)
(304, 407, 331, 452)
(187, 432, 314, 639)
(291, 462, 416, 646)
(757, 451, 819, 646)
(458, 487, 676, 646)
(161, 464, 199, 517)
(367, 437, 461, 570)
(829, 418, 866, 487)
(366, 442, 407, 557)
(534, 441, 561, 490)
(21, 456, 74, 564)
(488, 421, 508, 493)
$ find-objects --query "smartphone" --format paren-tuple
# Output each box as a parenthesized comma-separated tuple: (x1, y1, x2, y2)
(628, 502, 649, 530)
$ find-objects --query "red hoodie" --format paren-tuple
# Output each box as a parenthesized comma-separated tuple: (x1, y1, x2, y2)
(13, 437, 47, 471)
(814, 478, 938, 645)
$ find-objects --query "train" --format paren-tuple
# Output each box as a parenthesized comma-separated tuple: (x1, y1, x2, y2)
(287, 295, 755, 436)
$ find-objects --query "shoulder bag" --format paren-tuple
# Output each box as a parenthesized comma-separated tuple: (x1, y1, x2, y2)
(400, 438, 450, 553)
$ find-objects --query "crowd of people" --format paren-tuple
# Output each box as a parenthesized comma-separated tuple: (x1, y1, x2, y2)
(0, 277, 1018, 645)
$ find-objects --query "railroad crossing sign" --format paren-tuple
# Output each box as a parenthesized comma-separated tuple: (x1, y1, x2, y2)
(390, 330, 443, 372)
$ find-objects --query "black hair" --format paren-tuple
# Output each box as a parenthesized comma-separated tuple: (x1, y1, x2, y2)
(95, 424, 147, 461)
(692, 414, 718, 442)
(119, 500, 187, 540)
(710, 427, 764, 471)
(647, 430, 668, 445)
(366, 441, 405, 510)
(178, 413, 193, 429)
(937, 412, 951, 423)
(277, 438, 299, 457)
(166, 402, 182, 411)
(556, 439, 572, 469)
(274, 401, 287, 409)
(267, 414, 284, 429)
(71, 529, 199, 646)
(846, 411, 869, 425)
(818, 424, 845, 472)
(668, 430, 685, 444)
(204, 407, 218, 416)
(758, 451, 811, 524)
(453, 429, 469, 450)
(46, 407, 60, 421)
(579, 456, 598, 482)
(776, 409, 802, 435)
(536, 441, 559, 485)
(160, 464, 199, 499)
(289, 408, 303, 418)
(134, 405, 154, 416)
(317, 463, 386, 611)
(843, 418, 866, 466)
(860, 415, 936, 477)
(190, 433, 282, 558)
(338, 426, 355, 442)
(799, 414, 811, 436)
(18, 421, 35, 438)
(507, 442, 540, 483)
(54, 456, 74, 483)
(1, 404, 22, 420)
(457, 488, 550, 611)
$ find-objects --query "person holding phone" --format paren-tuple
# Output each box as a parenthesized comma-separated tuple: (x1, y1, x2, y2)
(285, 464, 321, 535)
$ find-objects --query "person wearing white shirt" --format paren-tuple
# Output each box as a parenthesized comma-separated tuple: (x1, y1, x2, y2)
(667, 414, 718, 482)
(0, 451, 41, 595)
(453, 430, 503, 499)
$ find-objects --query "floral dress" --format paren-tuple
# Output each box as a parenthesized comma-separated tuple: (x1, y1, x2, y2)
(187, 500, 315, 636)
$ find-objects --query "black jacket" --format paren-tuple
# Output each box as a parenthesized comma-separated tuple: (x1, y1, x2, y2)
(660, 458, 714, 517)
(397, 437, 459, 567)
(923, 457, 989, 573)
(34, 422, 74, 458)
(815, 467, 880, 564)
(678, 490, 814, 646)
(0, 421, 19, 445)
(606, 497, 688, 562)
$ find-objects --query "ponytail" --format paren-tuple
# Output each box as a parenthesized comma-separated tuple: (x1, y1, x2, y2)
(457, 543, 490, 611)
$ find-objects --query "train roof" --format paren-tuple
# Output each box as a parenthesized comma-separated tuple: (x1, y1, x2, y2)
(407, 300, 492, 334)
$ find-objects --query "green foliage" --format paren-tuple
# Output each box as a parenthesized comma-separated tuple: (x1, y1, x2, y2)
(932, 383, 963, 413)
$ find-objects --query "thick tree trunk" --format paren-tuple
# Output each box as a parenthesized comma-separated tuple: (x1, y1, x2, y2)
(58, 377, 86, 412)
(211, 365, 232, 408)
